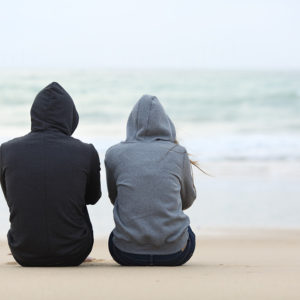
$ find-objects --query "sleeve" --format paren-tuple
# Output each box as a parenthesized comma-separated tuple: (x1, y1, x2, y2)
(104, 152, 117, 205)
(0, 145, 7, 200)
(180, 151, 197, 210)
(85, 144, 101, 205)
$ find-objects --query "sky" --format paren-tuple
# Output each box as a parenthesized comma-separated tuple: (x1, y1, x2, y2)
(0, 0, 299, 69)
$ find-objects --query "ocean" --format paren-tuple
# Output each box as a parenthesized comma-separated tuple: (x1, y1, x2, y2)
(0, 69, 300, 237)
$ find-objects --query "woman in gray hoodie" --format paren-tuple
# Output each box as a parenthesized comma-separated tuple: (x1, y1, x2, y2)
(105, 95, 197, 266)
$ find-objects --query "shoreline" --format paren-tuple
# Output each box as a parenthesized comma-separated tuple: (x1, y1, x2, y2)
(1, 228, 299, 300)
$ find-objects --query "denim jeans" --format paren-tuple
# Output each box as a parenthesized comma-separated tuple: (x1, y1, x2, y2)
(108, 227, 196, 266)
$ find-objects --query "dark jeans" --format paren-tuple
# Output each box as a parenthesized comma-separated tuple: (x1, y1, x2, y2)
(108, 227, 196, 266)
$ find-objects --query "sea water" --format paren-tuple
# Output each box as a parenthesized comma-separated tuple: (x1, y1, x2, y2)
(0, 69, 300, 237)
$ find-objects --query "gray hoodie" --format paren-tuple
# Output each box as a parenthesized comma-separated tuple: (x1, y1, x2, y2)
(105, 95, 196, 255)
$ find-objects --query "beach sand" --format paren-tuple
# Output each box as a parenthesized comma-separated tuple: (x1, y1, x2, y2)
(0, 229, 299, 300)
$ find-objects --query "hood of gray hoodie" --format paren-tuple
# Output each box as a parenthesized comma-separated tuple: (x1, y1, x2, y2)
(126, 95, 176, 142)
(30, 82, 79, 136)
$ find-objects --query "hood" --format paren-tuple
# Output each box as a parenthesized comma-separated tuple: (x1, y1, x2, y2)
(30, 82, 79, 136)
(126, 95, 176, 142)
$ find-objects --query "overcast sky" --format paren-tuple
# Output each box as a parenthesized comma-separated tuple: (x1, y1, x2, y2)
(0, 0, 299, 69)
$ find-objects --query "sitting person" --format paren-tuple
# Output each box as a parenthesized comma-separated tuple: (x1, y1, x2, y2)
(0, 82, 101, 266)
(105, 95, 197, 266)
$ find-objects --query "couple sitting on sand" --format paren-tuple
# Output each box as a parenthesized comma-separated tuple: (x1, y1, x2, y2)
(0, 82, 197, 267)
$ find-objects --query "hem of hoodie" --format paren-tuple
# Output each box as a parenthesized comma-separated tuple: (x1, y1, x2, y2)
(9, 235, 94, 267)
(112, 230, 189, 255)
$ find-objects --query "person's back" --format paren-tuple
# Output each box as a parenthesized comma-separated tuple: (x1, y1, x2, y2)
(0, 82, 101, 266)
(105, 95, 196, 265)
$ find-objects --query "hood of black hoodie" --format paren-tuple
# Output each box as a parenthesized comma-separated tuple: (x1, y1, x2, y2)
(126, 95, 176, 142)
(30, 82, 79, 136)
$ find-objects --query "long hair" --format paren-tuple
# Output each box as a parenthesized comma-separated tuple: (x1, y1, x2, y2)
(174, 140, 210, 176)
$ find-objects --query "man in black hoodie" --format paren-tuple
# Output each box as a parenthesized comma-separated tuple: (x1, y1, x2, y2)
(0, 82, 101, 266)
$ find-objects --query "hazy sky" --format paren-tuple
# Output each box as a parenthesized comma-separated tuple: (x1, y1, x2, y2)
(0, 0, 299, 69)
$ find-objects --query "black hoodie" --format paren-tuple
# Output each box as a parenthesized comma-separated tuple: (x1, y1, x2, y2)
(0, 82, 101, 266)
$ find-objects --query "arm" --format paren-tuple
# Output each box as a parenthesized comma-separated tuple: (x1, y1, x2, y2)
(180, 151, 197, 210)
(0, 145, 7, 200)
(85, 145, 101, 205)
(104, 156, 117, 205)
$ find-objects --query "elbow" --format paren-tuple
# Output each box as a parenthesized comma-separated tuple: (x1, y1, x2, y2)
(86, 191, 101, 205)
(109, 196, 116, 205)
(182, 195, 196, 210)
(108, 189, 117, 205)
(86, 199, 98, 205)
(182, 202, 192, 210)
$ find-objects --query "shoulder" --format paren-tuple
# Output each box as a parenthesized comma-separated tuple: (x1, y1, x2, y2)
(1, 134, 30, 151)
(105, 142, 124, 161)
(68, 136, 94, 150)
(165, 142, 187, 156)
(68, 137, 99, 158)
(165, 143, 189, 169)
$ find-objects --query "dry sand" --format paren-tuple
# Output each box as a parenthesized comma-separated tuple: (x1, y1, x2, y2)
(0, 228, 299, 300)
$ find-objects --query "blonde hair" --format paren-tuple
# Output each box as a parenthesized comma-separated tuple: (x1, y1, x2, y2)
(174, 140, 209, 176)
